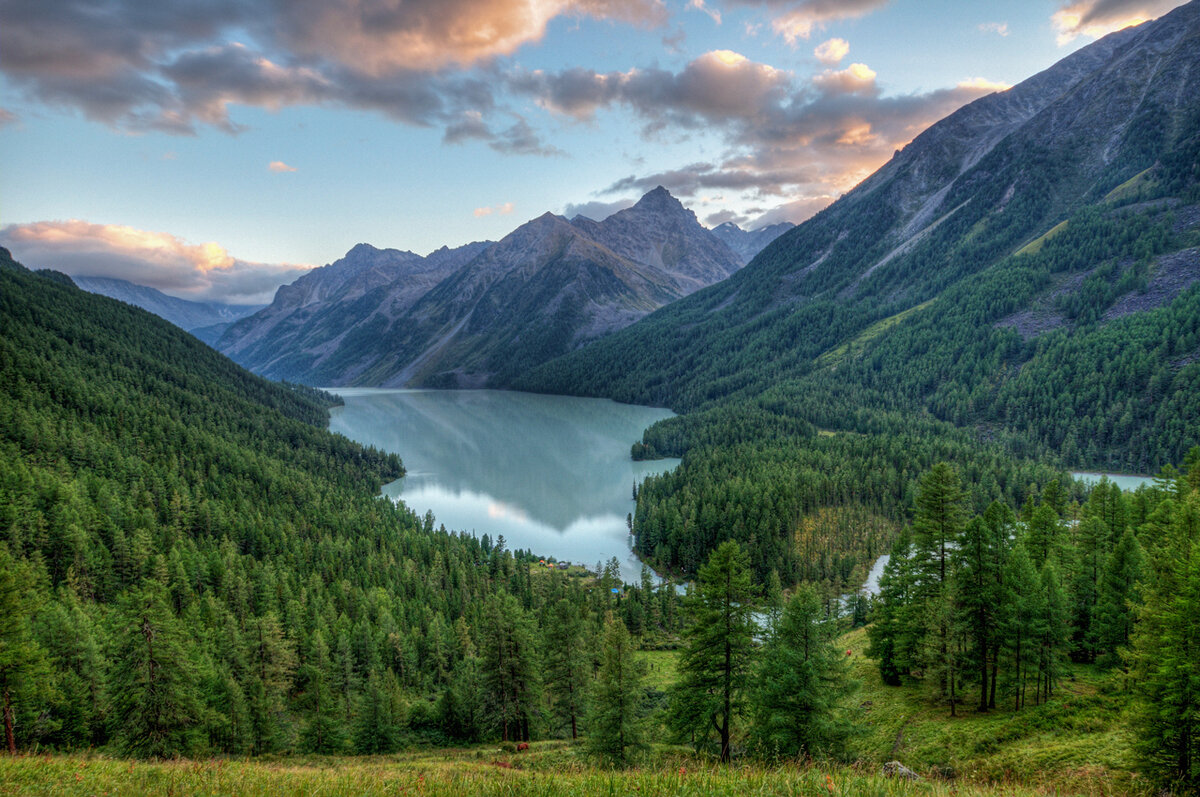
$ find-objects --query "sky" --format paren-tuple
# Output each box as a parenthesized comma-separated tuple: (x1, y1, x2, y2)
(0, 0, 1186, 304)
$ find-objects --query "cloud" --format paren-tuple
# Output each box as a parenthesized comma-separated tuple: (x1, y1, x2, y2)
(688, 0, 722, 24)
(719, 0, 890, 45)
(444, 111, 563, 156)
(813, 38, 849, 65)
(0, 220, 310, 304)
(1050, 0, 1177, 43)
(704, 208, 749, 227)
(517, 49, 1002, 224)
(473, 202, 516, 218)
(749, 195, 838, 227)
(0, 108, 18, 127)
(268, 160, 297, 172)
(956, 77, 1011, 92)
(812, 62, 877, 94)
(0, 0, 666, 135)
(563, 197, 636, 220)
(978, 21, 1009, 36)
(512, 50, 792, 126)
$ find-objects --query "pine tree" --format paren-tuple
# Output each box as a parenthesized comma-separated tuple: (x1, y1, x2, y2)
(587, 615, 646, 766)
(1096, 527, 1144, 671)
(0, 547, 51, 754)
(1070, 515, 1107, 663)
(1001, 544, 1043, 711)
(246, 612, 298, 753)
(867, 530, 914, 686)
(668, 540, 756, 762)
(543, 598, 589, 740)
(1130, 494, 1200, 788)
(954, 504, 1010, 711)
(911, 464, 967, 714)
(108, 580, 202, 757)
(479, 592, 540, 742)
(352, 670, 400, 754)
(1035, 562, 1069, 704)
(750, 584, 857, 760)
(298, 631, 344, 753)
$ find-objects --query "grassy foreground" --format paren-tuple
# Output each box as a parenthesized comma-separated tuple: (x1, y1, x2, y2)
(0, 747, 1150, 797)
(0, 630, 1151, 796)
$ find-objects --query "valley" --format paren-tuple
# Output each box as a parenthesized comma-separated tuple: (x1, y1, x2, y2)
(2, 0, 1200, 793)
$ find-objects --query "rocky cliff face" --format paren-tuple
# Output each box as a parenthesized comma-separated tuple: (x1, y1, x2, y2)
(217, 240, 489, 383)
(572, 187, 743, 288)
(218, 187, 744, 386)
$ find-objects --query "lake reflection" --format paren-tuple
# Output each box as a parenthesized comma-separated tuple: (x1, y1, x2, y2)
(327, 389, 679, 581)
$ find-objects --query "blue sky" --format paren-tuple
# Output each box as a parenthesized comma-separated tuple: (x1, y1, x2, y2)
(0, 0, 1185, 303)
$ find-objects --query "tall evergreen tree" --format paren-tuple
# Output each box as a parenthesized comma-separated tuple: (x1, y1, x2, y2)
(911, 464, 967, 714)
(1001, 544, 1043, 711)
(668, 540, 756, 762)
(108, 581, 202, 758)
(954, 504, 1010, 711)
(1130, 494, 1200, 789)
(867, 530, 914, 686)
(352, 670, 400, 754)
(1096, 527, 1144, 671)
(750, 584, 857, 760)
(297, 631, 344, 753)
(479, 592, 540, 742)
(587, 615, 646, 766)
(0, 548, 51, 754)
(543, 598, 589, 740)
(1035, 562, 1069, 705)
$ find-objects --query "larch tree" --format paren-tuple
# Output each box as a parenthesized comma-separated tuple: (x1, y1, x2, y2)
(750, 584, 857, 760)
(668, 540, 756, 762)
(587, 614, 646, 765)
(108, 580, 202, 758)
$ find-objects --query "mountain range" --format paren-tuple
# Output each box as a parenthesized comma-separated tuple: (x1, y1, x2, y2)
(70, 276, 264, 344)
(217, 187, 788, 386)
(517, 0, 1200, 472)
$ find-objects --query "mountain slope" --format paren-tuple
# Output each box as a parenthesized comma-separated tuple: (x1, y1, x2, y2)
(217, 241, 489, 383)
(352, 211, 684, 387)
(514, 3, 1200, 580)
(71, 275, 263, 335)
(710, 221, 795, 265)
(519, 2, 1200, 439)
(218, 187, 744, 387)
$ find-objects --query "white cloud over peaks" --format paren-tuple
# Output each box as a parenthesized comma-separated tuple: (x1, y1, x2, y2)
(814, 38, 849, 65)
(957, 77, 1011, 92)
(0, 220, 310, 304)
(268, 160, 297, 172)
(1051, 0, 1178, 44)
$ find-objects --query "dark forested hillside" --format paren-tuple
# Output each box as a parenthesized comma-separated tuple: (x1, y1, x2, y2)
(0, 250, 676, 756)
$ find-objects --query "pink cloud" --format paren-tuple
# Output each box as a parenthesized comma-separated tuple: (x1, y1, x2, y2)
(0, 220, 311, 304)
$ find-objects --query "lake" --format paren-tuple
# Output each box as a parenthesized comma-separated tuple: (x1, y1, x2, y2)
(1071, 471, 1156, 491)
(327, 389, 680, 581)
